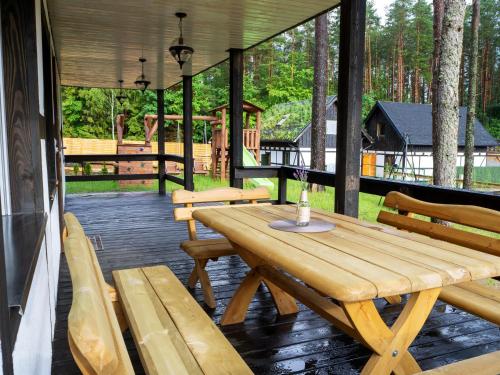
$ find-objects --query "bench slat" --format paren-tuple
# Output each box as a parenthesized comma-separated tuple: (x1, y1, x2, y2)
(174, 202, 272, 221)
(378, 210, 500, 257)
(439, 284, 500, 325)
(383, 191, 500, 233)
(172, 187, 270, 204)
(143, 265, 253, 375)
(417, 350, 500, 374)
(113, 268, 203, 375)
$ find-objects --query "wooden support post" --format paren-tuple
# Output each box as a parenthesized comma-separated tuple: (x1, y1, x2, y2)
(278, 167, 288, 204)
(335, 0, 366, 217)
(183, 75, 194, 191)
(229, 49, 244, 189)
(157, 89, 166, 195)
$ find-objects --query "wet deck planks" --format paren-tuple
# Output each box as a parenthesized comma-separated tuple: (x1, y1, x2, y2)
(51, 192, 500, 374)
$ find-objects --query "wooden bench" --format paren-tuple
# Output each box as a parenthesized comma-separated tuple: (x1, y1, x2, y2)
(378, 191, 500, 325)
(63, 212, 252, 375)
(417, 350, 500, 374)
(172, 187, 271, 308)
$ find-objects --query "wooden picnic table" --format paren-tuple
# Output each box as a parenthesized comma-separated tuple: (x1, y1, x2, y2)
(193, 205, 500, 375)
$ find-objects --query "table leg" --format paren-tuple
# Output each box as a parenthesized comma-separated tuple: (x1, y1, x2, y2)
(220, 244, 298, 326)
(341, 287, 441, 375)
(221, 269, 262, 325)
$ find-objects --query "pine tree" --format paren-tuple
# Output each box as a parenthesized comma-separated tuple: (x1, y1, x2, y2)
(463, 0, 480, 189)
(310, 13, 328, 192)
(433, 0, 467, 188)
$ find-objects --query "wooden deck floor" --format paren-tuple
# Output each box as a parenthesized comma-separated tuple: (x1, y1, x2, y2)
(52, 192, 500, 374)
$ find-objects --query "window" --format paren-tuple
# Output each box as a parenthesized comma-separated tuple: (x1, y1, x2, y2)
(261, 152, 271, 166)
(376, 122, 385, 138)
(326, 120, 337, 135)
(283, 151, 290, 165)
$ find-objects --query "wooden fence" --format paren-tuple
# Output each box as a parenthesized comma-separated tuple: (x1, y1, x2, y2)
(63, 138, 211, 166)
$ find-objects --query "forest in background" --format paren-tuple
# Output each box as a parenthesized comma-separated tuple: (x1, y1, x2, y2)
(62, 0, 500, 142)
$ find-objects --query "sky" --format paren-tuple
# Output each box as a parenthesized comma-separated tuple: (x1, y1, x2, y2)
(373, 0, 394, 23)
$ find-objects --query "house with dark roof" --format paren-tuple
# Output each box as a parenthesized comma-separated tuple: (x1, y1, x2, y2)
(260, 96, 339, 170)
(363, 101, 498, 178)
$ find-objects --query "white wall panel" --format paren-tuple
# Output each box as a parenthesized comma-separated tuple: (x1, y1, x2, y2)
(12, 239, 52, 375)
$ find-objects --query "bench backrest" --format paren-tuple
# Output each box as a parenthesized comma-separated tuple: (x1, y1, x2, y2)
(63, 213, 134, 375)
(172, 187, 271, 240)
(378, 191, 500, 257)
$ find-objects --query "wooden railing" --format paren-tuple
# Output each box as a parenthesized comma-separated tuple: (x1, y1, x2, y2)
(64, 154, 186, 187)
(63, 158, 499, 211)
(235, 166, 500, 211)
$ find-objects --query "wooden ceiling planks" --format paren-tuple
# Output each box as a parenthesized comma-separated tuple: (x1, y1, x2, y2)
(46, 0, 340, 89)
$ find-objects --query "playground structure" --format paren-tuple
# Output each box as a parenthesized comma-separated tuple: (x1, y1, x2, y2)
(209, 101, 263, 178)
(116, 113, 156, 186)
(114, 100, 272, 189)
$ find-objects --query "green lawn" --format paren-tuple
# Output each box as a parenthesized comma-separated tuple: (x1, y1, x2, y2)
(65, 175, 498, 237)
(66, 175, 396, 223)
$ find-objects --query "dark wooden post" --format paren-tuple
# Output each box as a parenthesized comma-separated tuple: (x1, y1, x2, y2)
(229, 49, 244, 188)
(157, 89, 166, 195)
(334, 0, 366, 217)
(278, 167, 288, 204)
(183, 75, 194, 191)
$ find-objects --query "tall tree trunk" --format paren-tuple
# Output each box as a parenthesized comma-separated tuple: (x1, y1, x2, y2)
(310, 13, 328, 192)
(463, 0, 480, 189)
(432, 0, 444, 136)
(396, 33, 404, 102)
(458, 45, 465, 105)
(365, 32, 372, 93)
(433, 0, 466, 188)
(481, 42, 490, 112)
(413, 27, 421, 103)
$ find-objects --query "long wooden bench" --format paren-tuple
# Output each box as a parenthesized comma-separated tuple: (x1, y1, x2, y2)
(63, 212, 253, 374)
(172, 187, 271, 308)
(378, 191, 500, 325)
(417, 350, 500, 374)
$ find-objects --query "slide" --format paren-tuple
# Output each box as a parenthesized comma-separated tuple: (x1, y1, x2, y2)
(242, 146, 274, 192)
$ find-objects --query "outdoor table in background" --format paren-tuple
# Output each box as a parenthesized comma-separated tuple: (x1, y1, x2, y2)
(193, 205, 500, 375)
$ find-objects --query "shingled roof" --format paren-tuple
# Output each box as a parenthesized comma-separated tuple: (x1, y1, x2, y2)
(369, 101, 497, 147)
(261, 96, 337, 142)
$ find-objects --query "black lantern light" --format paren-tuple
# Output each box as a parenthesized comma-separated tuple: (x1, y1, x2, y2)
(116, 79, 126, 104)
(169, 12, 194, 69)
(134, 57, 151, 91)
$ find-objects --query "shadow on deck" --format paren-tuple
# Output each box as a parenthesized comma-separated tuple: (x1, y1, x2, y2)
(52, 192, 500, 374)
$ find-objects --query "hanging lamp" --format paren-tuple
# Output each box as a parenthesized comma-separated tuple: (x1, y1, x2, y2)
(169, 12, 194, 69)
(134, 57, 151, 91)
(116, 79, 126, 104)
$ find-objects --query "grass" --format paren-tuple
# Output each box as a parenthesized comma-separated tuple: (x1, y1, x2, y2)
(66, 175, 499, 237)
(66, 175, 400, 223)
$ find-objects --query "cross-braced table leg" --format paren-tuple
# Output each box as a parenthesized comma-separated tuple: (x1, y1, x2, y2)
(341, 288, 441, 375)
(221, 244, 298, 326)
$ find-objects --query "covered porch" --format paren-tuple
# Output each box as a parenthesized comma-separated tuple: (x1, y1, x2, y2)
(0, 0, 499, 373)
(52, 192, 500, 374)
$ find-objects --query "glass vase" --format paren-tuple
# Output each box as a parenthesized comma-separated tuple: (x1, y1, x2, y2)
(296, 190, 311, 226)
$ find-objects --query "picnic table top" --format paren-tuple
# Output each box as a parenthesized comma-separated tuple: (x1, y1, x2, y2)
(193, 205, 500, 302)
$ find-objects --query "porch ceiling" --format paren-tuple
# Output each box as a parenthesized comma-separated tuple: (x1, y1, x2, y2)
(46, 0, 340, 90)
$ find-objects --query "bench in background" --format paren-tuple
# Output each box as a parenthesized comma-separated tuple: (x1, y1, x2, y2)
(172, 187, 271, 308)
(378, 192, 500, 326)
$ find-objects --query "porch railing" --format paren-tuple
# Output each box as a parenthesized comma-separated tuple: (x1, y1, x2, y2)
(235, 166, 500, 210)
(64, 154, 186, 187)
(63, 158, 499, 211)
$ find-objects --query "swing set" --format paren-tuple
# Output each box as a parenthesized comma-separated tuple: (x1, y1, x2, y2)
(116, 100, 263, 179)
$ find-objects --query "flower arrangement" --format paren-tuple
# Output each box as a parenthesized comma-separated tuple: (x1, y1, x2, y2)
(293, 168, 309, 191)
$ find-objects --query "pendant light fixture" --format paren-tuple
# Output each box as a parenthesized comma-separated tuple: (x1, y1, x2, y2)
(169, 12, 194, 69)
(116, 79, 126, 104)
(134, 56, 151, 91)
